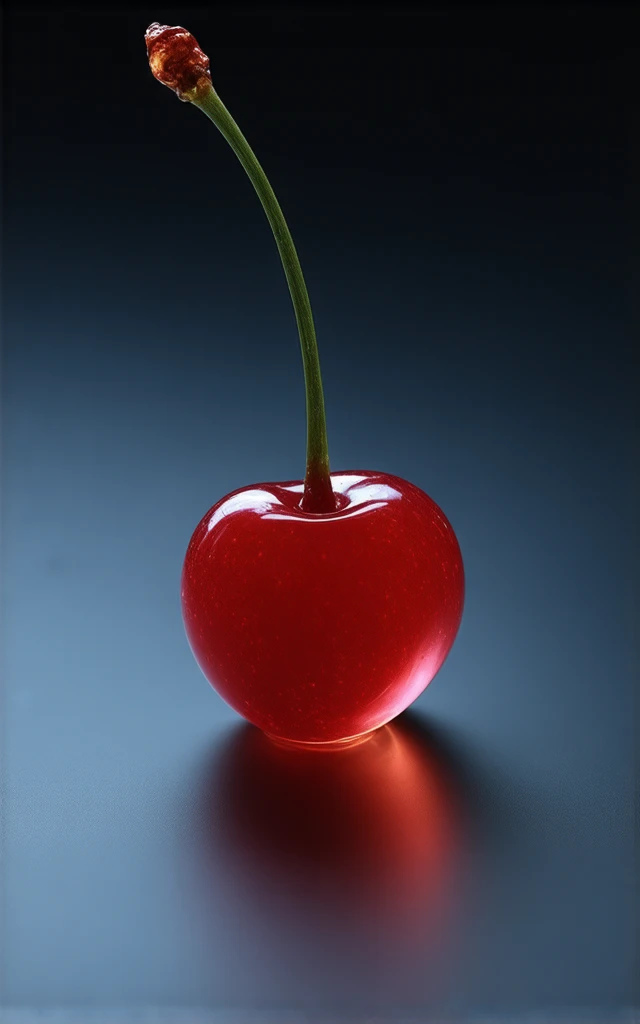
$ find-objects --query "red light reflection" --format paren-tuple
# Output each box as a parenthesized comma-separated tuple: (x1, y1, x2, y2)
(194, 713, 470, 999)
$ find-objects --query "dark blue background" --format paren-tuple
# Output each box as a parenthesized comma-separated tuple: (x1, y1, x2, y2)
(1, 3, 637, 1019)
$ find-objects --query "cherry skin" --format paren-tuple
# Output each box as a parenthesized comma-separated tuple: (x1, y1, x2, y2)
(182, 471, 464, 745)
(145, 28, 465, 744)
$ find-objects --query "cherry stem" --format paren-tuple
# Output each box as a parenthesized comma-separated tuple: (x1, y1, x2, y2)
(193, 85, 335, 514)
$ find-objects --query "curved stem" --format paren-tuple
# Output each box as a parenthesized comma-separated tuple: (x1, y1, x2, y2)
(194, 86, 335, 513)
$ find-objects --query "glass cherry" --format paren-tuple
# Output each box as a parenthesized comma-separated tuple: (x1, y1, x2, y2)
(146, 22, 464, 746)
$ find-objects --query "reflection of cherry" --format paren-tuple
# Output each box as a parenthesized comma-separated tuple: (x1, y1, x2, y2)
(146, 24, 464, 743)
(201, 715, 465, 955)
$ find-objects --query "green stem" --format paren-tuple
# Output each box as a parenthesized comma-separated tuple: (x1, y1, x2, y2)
(194, 85, 335, 513)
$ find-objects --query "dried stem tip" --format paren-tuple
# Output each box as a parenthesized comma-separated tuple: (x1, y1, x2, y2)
(145, 22, 213, 102)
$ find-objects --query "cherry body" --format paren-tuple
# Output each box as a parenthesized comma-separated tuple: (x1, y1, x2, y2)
(182, 471, 464, 745)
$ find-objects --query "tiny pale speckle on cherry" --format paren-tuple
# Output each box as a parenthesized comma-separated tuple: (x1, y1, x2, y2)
(145, 22, 464, 747)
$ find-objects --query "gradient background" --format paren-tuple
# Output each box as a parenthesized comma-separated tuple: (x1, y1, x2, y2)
(1, 3, 637, 1021)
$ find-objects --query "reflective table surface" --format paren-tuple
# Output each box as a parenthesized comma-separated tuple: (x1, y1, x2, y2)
(1, 5, 636, 1022)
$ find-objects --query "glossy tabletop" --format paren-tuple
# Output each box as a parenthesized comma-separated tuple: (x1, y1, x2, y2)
(1, 5, 636, 1022)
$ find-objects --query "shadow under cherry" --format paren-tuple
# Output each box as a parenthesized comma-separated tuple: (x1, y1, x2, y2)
(186, 708, 514, 1008)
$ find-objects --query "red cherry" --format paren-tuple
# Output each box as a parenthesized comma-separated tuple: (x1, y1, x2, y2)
(182, 470, 464, 745)
(147, 27, 466, 743)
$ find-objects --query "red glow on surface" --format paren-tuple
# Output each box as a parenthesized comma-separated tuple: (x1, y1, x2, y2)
(197, 715, 467, 983)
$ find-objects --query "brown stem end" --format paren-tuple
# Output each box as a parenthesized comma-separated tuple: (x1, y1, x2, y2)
(145, 22, 213, 102)
(301, 466, 338, 515)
